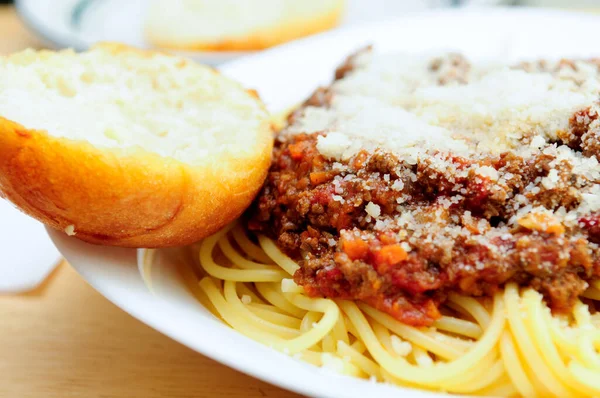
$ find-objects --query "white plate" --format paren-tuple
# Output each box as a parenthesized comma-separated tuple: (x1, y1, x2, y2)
(48, 8, 600, 398)
(0, 199, 61, 292)
(15, 0, 503, 65)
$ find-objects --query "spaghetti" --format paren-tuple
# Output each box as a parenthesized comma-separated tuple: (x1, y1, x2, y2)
(148, 221, 600, 397)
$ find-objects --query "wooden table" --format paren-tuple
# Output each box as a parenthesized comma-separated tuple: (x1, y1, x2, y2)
(0, 6, 299, 398)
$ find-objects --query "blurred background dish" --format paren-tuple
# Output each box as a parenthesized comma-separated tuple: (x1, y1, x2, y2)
(16, 0, 513, 65)
(144, 0, 345, 52)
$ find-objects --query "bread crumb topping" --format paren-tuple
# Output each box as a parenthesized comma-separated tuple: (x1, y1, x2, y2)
(64, 225, 76, 236)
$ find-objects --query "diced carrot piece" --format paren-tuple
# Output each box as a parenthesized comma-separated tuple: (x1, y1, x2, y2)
(378, 232, 396, 245)
(517, 213, 565, 235)
(352, 150, 368, 169)
(288, 142, 304, 160)
(312, 156, 325, 168)
(546, 223, 565, 235)
(378, 244, 408, 264)
(423, 300, 441, 320)
(309, 171, 334, 185)
(342, 238, 369, 261)
(374, 244, 407, 273)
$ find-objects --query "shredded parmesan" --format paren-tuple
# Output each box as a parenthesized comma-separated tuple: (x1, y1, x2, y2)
(475, 166, 499, 181)
(285, 52, 600, 162)
(365, 202, 381, 218)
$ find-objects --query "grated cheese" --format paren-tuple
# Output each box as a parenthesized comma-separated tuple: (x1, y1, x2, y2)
(474, 165, 499, 181)
(286, 52, 600, 162)
(365, 202, 381, 218)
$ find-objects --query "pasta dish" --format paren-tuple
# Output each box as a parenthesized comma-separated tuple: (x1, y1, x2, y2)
(155, 48, 600, 397)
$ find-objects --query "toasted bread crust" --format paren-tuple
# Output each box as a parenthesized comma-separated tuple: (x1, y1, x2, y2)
(0, 117, 272, 247)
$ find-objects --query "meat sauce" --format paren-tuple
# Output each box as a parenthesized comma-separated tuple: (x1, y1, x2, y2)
(248, 52, 600, 326)
(249, 130, 600, 326)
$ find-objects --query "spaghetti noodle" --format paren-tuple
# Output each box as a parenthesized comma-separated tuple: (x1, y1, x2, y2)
(147, 221, 600, 397)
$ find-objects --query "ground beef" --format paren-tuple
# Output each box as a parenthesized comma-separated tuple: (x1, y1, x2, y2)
(334, 46, 371, 80)
(583, 129, 600, 160)
(249, 133, 600, 327)
(559, 107, 599, 150)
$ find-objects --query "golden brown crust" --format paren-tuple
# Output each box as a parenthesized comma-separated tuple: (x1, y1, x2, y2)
(0, 117, 273, 247)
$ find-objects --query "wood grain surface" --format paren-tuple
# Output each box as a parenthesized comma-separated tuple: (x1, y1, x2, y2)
(0, 6, 299, 398)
